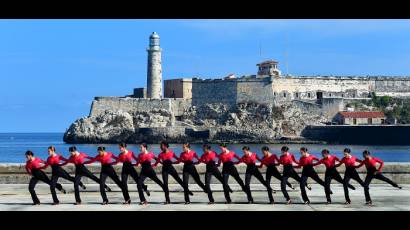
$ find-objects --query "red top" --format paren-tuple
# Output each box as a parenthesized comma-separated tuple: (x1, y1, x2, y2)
(313, 155, 340, 169)
(296, 154, 319, 168)
(176, 150, 199, 163)
(356, 157, 384, 172)
(61, 152, 92, 165)
(136, 152, 157, 166)
(114, 150, 137, 163)
(278, 153, 299, 166)
(25, 157, 45, 175)
(86, 152, 115, 165)
(218, 151, 240, 163)
(198, 151, 218, 164)
(259, 154, 280, 168)
(237, 153, 261, 165)
(41, 154, 68, 169)
(155, 150, 178, 165)
(337, 156, 362, 167)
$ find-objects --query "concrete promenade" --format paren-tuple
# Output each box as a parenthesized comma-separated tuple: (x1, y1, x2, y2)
(0, 184, 408, 211)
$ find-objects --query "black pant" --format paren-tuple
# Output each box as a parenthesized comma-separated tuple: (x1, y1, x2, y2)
(343, 166, 367, 203)
(245, 164, 273, 203)
(266, 165, 293, 189)
(205, 161, 232, 203)
(281, 165, 303, 201)
(138, 162, 167, 202)
(183, 161, 207, 202)
(162, 161, 189, 203)
(324, 167, 355, 202)
(29, 168, 63, 204)
(99, 164, 130, 202)
(222, 162, 247, 203)
(50, 165, 84, 203)
(300, 165, 325, 202)
(364, 167, 400, 202)
(74, 164, 108, 203)
(121, 162, 147, 202)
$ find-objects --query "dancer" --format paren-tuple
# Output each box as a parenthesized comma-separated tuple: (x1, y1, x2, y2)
(197, 144, 233, 204)
(313, 149, 355, 204)
(356, 150, 402, 205)
(60, 146, 111, 205)
(237, 146, 274, 204)
(154, 141, 193, 204)
(85, 147, 131, 205)
(135, 143, 168, 205)
(259, 146, 294, 191)
(278, 146, 308, 204)
(295, 147, 326, 204)
(217, 143, 248, 204)
(112, 143, 150, 202)
(25, 150, 65, 205)
(41, 146, 85, 205)
(174, 143, 208, 204)
(335, 148, 367, 205)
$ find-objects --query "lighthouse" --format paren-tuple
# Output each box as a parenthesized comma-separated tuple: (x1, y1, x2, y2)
(146, 32, 163, 99)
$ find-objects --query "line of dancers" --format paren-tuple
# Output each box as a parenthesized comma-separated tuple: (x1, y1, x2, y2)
(24, 142, 402, 206)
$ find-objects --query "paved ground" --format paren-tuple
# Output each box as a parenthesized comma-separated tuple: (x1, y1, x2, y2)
(0, 184, 408, 211)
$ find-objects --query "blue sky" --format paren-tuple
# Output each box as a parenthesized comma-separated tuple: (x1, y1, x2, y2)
(1, 19, 410, 132)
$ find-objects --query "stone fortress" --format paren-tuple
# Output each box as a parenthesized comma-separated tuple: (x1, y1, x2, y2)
(63, 32, 410, 144)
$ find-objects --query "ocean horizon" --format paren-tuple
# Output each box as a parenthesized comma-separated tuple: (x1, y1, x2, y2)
(1, 133, 410, 163)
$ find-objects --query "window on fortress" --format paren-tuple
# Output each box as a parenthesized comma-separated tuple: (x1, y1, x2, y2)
(329, 93, 332, 97)
(283, 93, 286, 98)
(308, 93, 311, 98)
(295, 93, 299, 98)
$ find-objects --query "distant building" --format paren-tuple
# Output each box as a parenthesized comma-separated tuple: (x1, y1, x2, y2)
(164, 78, 193, 99)
(257, 60, 281, 77)
(335, 111, 386, 125)
(133, 87, 147, 98)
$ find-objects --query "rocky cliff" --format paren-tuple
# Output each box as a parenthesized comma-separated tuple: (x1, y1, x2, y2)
(64, 101, 328, 144)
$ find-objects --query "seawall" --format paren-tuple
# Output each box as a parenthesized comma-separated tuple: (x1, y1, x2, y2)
(1, 163, 409, 184)
(302, 125, 410, 145)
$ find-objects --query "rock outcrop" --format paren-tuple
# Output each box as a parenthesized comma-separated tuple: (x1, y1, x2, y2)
(64, 100, 328, 144)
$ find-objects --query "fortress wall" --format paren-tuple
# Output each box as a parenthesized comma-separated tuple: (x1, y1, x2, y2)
(170, 99, 192, 117)
(272, 77, 373, 102)
(374, 78, 410, 97)
(191, 79, 237, 107)
(236, 78, 274, 104)
(90, 97, 172, 117)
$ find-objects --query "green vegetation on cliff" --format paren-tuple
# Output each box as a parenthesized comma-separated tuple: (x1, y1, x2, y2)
(366, 93, 410, 124)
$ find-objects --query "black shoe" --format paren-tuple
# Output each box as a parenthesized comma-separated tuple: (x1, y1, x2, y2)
(269, 200, 275, 204)
(229, 187, 233, 193)
(286, 200, 292, 205)
(290, 185, 296, 190)
(304, 200, 310, 205)
(307, 185, 312, 190)
(52, 202, 60, 205)
(185, 201, 191, 205)
(61, 188, 67, 194)
(345, 201, 351, 205)
(81, 184, 87, 190)
(208, 201, 215, 205)
(101, 201, 109, 205)
(330, 190, 333, 194)
(399, 186, 403, 189)
(74, 202, 81, 205)
(123, 200, 131, 205)
(365, 201, 373, 206)
(189, 191, 194, 196)
(225, 200, 232, 204)
(163, 201, 170, 205)
(247, 200, 254, 204)
(105, 186, 112, 192)
(326, 200, 331, 205)
(139, 201, 148, 205)
(145, 190, 151, 197)
(32, 202, 40, 206)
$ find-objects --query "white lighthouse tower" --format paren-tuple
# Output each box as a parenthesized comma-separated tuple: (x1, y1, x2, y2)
(146, 32, 163, 99)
